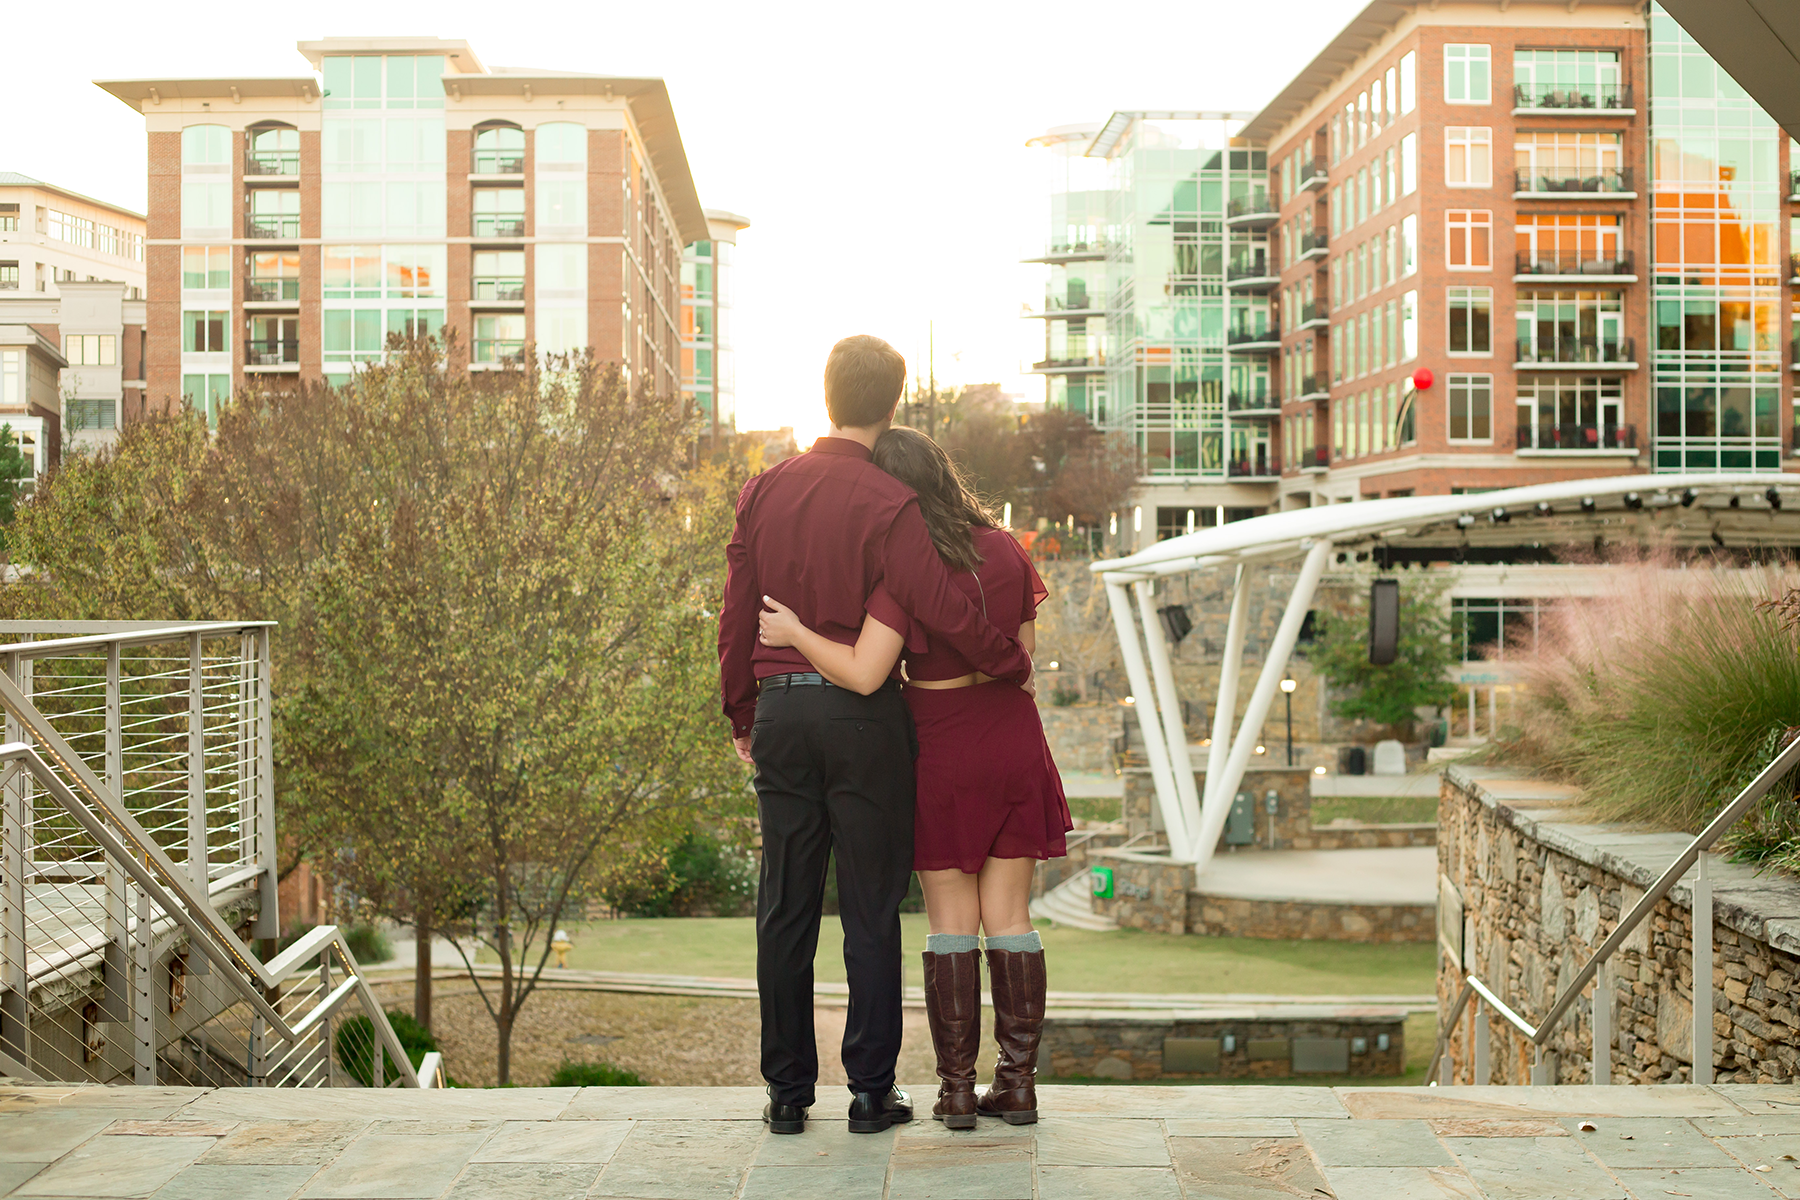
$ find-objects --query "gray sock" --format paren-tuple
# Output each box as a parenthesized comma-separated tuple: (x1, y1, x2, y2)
(984, 931, 1043, 953)
(925, 933, 979, 954)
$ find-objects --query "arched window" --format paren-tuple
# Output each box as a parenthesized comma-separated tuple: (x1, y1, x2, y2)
(474, 124, 525, 174)
(534, 122, 586, 168)
(247, 124, 299, 176)
(181, 125, 230, 166)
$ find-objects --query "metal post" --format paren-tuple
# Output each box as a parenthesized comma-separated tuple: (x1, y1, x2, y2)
(1203, 565, 1250, 803)
(1134, 580, 1199, 850)
(1284, 687, 1294, 766)
(236, 632, 253, 868)
(1692, 853, 1713, 1085)
(252, 629, 279, 938)
(1103, 580, 1193, 860)
(320, 950, 334, 1087)
(1473, 997, 1489, 1085)
(1592, 960, 1611, 1085)
(103, 643, 130, 1032)
(0, 653, 28, 1073)
(187, 633, 206, 889)
(132, 883, 155, 1084)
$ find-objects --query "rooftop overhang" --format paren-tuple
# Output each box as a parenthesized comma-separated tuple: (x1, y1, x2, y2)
(1660, 0, 1800, 133)
(296, 38, 485, 74)
(450, 73, 707, 244)
(0, 326, 69, 369)
(1087, 111, 1256, 160)
(1093, 473, 1800, 583)
(0, 175, 143, 223)
(95, 77, 320, 107)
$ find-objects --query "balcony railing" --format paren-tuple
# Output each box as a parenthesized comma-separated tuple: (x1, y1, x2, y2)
(1299, 231, 1328, 257)
(1227, 458, 1279, 478)
(1299, 300, 1329, 326)
(474, 153, 525, 175)
(1512, 83, 1634, 110)
(473, 339, 526, 365)
(1516, 336, 1635, 365)
(1227, 325, 1280, 348)
(1227, 392, 1280, 413)
(1298, 158, 1328, 189)
(1516, 422, 1637, 451)
(245, 338, 299, 366)
(473, 278, 526, 302)
(1514, 167, 1634, 194)
(1301, 446, 1329, 469)
(473, 216, 527, 239)
(1790, 170, 1800, 198)
(1515, 251, 1634, 277)
(1294, 372, 1329, 397)
(246, 279, 300, 303)
(246, 152, 299, 177)
(246, 216, 300, 240)
(1227, 258, 1275, 283)
(1032, 356, 1103, 371)
(1034, 241, 1108, 261)
(1227, 192, 1278, 223)
(1043, 294, 1103, 312)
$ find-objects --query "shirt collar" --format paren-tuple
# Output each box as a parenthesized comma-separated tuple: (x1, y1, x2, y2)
(810, 436, 874, 460)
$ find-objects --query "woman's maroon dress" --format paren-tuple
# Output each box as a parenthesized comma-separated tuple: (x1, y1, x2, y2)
(871, 526, 1071, 873)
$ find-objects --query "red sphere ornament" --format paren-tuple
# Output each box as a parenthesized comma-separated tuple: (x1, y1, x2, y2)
(1411, 367, 1434, 390)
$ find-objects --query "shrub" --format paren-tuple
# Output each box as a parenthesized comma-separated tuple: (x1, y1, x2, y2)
(549, 1060, 646, 1087)
(601, 831, 756, 917)
(335, 1010, 438, 1088)
(1311, 571, 1456, 737)
(1502, 560, 1800, 858)
(343, 924, 393, 964)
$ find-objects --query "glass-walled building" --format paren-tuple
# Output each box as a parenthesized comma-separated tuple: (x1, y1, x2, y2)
(681, 209, 748, 445)
(1024, 126, 1109, 424)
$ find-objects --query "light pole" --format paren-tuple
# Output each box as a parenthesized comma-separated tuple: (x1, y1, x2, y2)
(1280, 674, 1297, 766)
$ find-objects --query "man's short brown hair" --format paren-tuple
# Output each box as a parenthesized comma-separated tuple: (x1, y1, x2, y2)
(824, 335, 907, 428)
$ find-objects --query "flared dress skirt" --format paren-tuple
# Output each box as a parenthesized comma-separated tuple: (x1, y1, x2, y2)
(905, 680, 1072, 874)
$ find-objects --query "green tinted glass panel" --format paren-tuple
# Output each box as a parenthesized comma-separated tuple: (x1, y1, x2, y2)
(353, 56, 381, 107)
(386, 56, 415, 105)
(323, 58, 352, 108)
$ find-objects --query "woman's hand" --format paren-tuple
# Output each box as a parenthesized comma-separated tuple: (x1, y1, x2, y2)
(758, 596, 802, 648)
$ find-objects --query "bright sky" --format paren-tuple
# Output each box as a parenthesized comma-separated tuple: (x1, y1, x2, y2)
(5, 0, 1362, 445)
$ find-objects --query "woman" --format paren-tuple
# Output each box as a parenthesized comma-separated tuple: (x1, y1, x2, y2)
(757, 425, 1070, 1129)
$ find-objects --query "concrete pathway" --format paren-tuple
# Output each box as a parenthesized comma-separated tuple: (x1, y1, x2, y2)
(1197, 846, 1439, 906)
(2, 1083, 1799, 1198)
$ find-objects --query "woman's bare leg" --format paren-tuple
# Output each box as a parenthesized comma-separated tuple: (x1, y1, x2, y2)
(974, 858, 1037, 937)
(918, 869, 982, 936)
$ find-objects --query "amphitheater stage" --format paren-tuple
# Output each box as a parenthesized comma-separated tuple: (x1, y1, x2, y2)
(1, 1082, 1797, 1198)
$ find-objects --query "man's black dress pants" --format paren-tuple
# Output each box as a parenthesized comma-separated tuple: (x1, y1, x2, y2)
(750, 679, 915, 1109)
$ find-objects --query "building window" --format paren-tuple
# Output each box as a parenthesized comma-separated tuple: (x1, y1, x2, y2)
(387, 245, 446, 298)
(535, 122, 588, 167)
(1513, 48, 1623, 110)
(181, 374, 230, 428)
(474, 314, 526, 364)
(181, 246, 231, 290)
(0, 263, 16, 291)
(322, 309, 384, 364)
(537, 181, 586, 232)
(1446, 127, 1493, 187)
(1452, 597, 1552, 662)
(473, 249, 525, 301)
(474, 125, 525, 175)
(1445, 44, 1492, 105)
(1520, 290, 1626, 362)
(63, 335, 117, 366)
(66, 399, 115, 431)
(0, 204, 15, 233)
(321, 54, 446, 110)
(1448, 374, 1493, 442)
(181, 183, 229, 231)
(1399, 50, 1417, 113)
(248, 251, 301, 302)
(181, 125, 229, 166)
(1399, 214, 1418, 277)
(1521, 375, 1628, 451)
(1447, 210, 1493, 269)
(323, 246, 382, 299)
(1514, 131, 1626, 193)
(1400, 133, 1417, 195)
(1401, 290, 1419, 361)
(248, 190, 300, 240)
(247, 126, 300, 176)
(473, 189, 526, 239)
(182, 310, 229, 353)
(1517, 213, 1624, 275)
(1448, 287, 1493, 354)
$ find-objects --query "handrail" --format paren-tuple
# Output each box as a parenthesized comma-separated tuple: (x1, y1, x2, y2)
(1469, 974, 1536, 1040)
(1424, 977, 1474, 1083)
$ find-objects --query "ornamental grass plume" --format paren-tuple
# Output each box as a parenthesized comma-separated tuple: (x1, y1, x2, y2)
(1508, 555, 1800, 861)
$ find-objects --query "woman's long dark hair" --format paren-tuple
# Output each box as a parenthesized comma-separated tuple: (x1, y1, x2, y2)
(872, 426, 997, 573)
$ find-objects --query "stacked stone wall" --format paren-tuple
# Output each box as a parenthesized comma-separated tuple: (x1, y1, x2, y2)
(1041, 1013, 1405, 1080)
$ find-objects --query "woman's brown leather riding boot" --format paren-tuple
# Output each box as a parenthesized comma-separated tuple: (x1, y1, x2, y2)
(978, 947, 1046, 1124)
(922, 949, 981, 1128)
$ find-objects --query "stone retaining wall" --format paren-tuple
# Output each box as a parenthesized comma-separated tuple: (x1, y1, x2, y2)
(1122, 767, 1435, 850)
(1441, 765, 1800, 1085)
(1038, 704, 1120, 774)
(1041, 1011, 1406, 1080)
(1186, 894, 1435, 943)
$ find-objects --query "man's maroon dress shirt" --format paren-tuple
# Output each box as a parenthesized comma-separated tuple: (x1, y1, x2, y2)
(718, 437, 1030, 737)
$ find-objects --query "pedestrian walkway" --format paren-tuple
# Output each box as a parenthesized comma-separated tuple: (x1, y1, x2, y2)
(2, 1082, 1796, 1198)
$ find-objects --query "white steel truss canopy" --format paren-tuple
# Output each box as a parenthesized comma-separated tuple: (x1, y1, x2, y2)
(1089, 474, 1800, 877)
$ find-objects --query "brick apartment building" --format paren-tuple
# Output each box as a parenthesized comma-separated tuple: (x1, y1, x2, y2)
(98, 37, 707, 417)
(1033, 1, 1795, 544)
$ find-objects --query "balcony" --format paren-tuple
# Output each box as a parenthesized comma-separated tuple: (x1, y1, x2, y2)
(1514, 251, 1635, 282)
(1791, 252, 1800, 284)
(473, 216, 527, 240)
(246, 216, 300, 240)
(1298, 158, 1328, 191)
(1227, 458, 1279, 479)
(1515, 422, 1638, 453)
(1227, 393, 1280, 417)
(244, 338, 299, 367)
(1226, 325, 1280, 353)
(1225, 257, 1278, 292)
(245, 279, 300, 304)
(1024, 241, 1108, 264)
(1790, 170, 1800, 202)
(474, 152, 525, 176)
(245, 151, 299, 177)
(1513, 167, 1634, 197)
(473, 339, 526, 366)
(1298, 231, 1328, 262)
(1515, 336, 1636, 368)
(472, 278, 526, 304)
(1294, 372, 1330, 400)
(1225, 192, 1279, 229)
(1300, 446, 1330, 472)
(1792, 335, 1800, 369)
(1030, 356, 1104, 374)
(1297, 300, 1329, 331)
(1035, 294, 1105, 318)
(1511, 83, 1635, 113)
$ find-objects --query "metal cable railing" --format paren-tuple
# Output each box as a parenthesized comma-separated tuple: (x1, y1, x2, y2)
(1428, 734, 1800, 1086)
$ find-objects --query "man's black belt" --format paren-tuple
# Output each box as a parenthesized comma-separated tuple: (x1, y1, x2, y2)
(762, 672, 833, 689)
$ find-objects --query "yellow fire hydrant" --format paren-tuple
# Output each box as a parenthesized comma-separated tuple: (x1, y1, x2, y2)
(551, 929, 573, 969)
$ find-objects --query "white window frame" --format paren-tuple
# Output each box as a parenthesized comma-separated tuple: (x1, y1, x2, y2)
(1445, 44, 1492, 105)
(1446, 127, 1493, 188)
(1448, 286, 1494, 356)
(1447, 373, 1495, 443)
(1446, 209, 1494, 272)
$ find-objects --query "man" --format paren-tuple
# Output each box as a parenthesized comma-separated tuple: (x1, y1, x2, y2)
(718, 335, 1031, 1135)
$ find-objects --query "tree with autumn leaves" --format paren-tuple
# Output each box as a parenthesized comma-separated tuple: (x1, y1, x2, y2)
(3, 337, 747, 1083)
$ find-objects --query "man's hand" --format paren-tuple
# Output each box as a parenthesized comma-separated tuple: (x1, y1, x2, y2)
(732, 735, 755, 766)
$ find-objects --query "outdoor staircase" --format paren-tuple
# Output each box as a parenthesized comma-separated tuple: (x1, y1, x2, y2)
(1031, 872, 1116, 931)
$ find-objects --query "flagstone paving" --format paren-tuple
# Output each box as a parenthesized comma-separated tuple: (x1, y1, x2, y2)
(1, 1084, 1799, 1198)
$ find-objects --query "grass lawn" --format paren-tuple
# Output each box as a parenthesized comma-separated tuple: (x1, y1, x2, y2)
(1309, 795, 1438, 825)
(1066, 796, 1123, 824)
(506, 914, 1435, 997)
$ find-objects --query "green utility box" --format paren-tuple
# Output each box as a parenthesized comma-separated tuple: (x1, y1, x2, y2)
(1091, 865, 1114, 899)
(1224, 791, 1256, 845)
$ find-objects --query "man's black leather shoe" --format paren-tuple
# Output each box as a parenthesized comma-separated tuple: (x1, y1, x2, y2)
(847, 1085, 913, 1133)
(763, 1100, 807, 1134)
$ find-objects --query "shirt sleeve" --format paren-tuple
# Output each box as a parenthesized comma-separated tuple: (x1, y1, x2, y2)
(717, 477, 762, 737)
(879, 501, 1031, 682)
(1009, 534, 1049, 622)
(866, 584, 927, 655)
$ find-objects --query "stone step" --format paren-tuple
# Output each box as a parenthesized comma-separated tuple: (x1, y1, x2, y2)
(1031, 872, 1117, 932)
